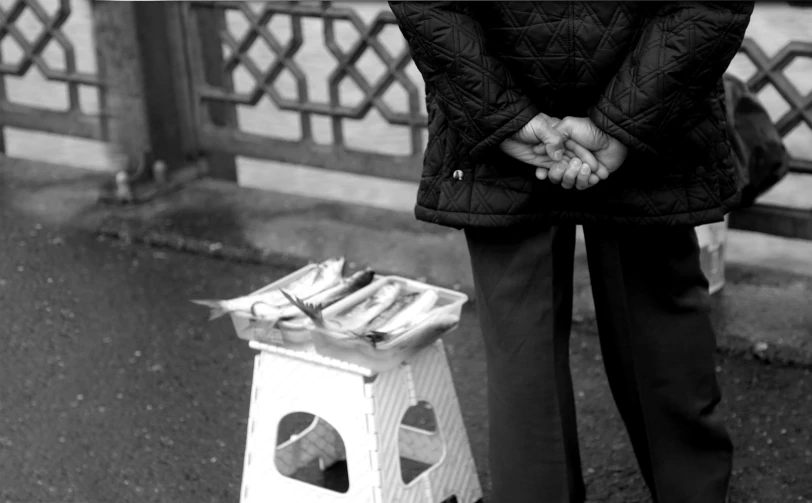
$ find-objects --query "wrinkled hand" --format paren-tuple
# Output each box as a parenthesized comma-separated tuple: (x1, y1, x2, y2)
(501, 114, 626, 190)
(536, 116, 629, 190)
(499, 113, 570, 173)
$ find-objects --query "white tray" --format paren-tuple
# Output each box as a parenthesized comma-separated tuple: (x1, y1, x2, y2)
(229, 263, 320, 347)
(306, 275, 468, 372)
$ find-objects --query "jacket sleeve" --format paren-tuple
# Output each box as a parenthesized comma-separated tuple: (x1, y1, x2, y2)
(389, 1, 539, 162)
(587, 2, 755, 156)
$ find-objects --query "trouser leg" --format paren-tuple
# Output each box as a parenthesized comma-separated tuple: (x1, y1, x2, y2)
(583, 224, 733, 503)
(464, 224, 585, 503)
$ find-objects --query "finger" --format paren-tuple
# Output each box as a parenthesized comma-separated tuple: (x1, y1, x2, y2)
(565, 139, 601, 173)
(517, 115, 566, 159)
(535, 168, 548, 180)
(501, 140, 551, 168)
(561, 158, 581, 190)
(547, 159, 568, 184)
(588, 173, 600, 186)
(531, 153, 574, 170)
(575, 162, 591, 190)
(530, 117, 565, 160)
(545, 139, 565, 162)
(595, 165, 610, 180)
(535, 145, 576, 160)
(529, 154, 566, 169)
(556, 116, 610, 151)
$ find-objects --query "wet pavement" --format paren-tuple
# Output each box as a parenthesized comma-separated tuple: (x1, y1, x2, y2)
(0, 182, 811, 503)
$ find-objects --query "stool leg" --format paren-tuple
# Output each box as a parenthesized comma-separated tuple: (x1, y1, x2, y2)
(368, 342, 483, 503)
(412, 343, 484, 503)
(242, 351, 382, 503)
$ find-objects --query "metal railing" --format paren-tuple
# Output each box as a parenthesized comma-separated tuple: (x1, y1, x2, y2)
(0, 1, 806, 239)
(737, 38, 812, 176)
(182, 2, 811, 240)
(0, 0, 107, 148)
(186, 1, 424, 182)
(728, 38, 812, 238)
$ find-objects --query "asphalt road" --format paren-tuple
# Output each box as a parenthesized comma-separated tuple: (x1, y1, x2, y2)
(0, 203, 811, 503)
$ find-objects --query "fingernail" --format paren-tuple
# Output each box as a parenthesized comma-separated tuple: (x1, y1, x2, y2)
(553, 151, 562, 161)
(581, 165, 590, 175)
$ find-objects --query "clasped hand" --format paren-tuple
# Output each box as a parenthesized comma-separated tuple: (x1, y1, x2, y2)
(499, 113, 628, 191)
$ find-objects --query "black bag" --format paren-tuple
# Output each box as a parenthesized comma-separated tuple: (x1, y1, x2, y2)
(722, 74, 790, 208)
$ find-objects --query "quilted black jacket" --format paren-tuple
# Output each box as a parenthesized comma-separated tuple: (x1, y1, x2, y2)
(389, 1, 755, 228)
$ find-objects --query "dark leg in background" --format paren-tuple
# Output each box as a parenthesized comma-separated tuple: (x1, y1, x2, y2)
(583, 224, 733, 503)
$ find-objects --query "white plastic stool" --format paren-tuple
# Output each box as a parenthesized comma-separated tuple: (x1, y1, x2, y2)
(240, 339, 483, 503)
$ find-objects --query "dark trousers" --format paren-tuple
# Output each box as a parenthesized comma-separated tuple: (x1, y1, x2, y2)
(464, 224, 733, 503)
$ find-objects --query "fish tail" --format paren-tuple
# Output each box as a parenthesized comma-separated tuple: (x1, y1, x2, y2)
(280, 290, 325, 327)
(190, 299, 230, 321)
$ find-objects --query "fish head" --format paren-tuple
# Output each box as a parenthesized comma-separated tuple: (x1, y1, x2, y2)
(355, 268, 375, 283)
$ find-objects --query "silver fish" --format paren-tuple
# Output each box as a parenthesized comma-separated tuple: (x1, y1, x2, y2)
(333, 282, 402, 333)
(275, 268, 376, 328)
(191, 257, 345, 320)
(364, 292, 420, 333)
(373, 289, 439, 335)
(281, 281, 402, 340)
(376, 311, 459, 350)
(304, 268, 375, 309)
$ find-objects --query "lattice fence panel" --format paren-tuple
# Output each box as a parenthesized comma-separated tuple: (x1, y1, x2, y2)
(189, 1, 425, 182)
(735, 37, 812, 175)
(191, 2, 812, 186)
(0, 0, 105, 142)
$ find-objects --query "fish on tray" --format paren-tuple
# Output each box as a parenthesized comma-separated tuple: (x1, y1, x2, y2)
(364, 292, 420, 333)
(369, 289, 439, 336)
(283, 281, 458, 351)
(376, 310, 460, 352)
(280, 281, 401, 341)
(332, 282, 402, 333)
(191, 257, 345, 320)
(274, 268, 376, 329)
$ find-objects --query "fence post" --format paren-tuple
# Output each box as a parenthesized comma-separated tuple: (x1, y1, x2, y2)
(130, 1, 201, 174)
(93, 1, 210, 201)
(91, 1, 151, 177)
(189, 4, 239, 181)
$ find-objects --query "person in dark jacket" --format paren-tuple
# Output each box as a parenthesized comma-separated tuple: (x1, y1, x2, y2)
(389, 2, 755, 503)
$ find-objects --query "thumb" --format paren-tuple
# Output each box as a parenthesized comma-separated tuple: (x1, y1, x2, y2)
(534, 120, 566, 161)
(556, 116, 610, 151)
(516, 115, 565, 161)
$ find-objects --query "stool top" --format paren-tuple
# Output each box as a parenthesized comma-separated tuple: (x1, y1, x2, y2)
(248, 340, 377, 377)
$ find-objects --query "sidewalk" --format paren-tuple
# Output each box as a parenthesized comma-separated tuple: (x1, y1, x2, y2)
(1, 156, 811, 502)
(5, 153, 812, 364)
(56, 165, 811, 366)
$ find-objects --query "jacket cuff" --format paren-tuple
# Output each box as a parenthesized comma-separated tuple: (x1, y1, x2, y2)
(469, 102, 541, 163)
(587, 105, 659, 157)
